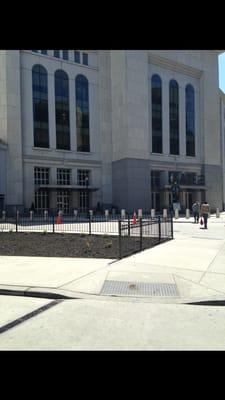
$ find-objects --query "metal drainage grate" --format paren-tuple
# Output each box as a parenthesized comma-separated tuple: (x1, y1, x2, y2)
(101, 280, 179, 297)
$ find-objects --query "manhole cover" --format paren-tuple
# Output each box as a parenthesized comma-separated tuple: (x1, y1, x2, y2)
(101, 280, 179, 297)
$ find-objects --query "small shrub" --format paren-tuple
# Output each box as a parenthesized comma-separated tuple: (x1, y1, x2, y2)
(104, 240, 113, 248)
(84, 239, 91, 253)
(85, 239, 91, 251)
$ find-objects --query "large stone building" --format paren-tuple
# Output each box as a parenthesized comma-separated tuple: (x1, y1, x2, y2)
(0, 50, 224, 214)
(219, 88, 225, 210)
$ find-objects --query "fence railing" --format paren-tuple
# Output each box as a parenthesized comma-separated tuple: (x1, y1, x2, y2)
(118, 215, 173, 258)
(0, 212, 173, 259)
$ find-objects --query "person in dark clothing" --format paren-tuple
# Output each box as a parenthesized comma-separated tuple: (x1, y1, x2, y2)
(192, 201, 200, 223)
(200, 201, 210, 229)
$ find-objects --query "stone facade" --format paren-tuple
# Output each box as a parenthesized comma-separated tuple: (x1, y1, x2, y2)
(219, 89, 225, 210)
(0, 50, 224, 213)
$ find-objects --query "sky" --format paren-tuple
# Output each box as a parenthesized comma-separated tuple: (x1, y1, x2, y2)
(219, 53, 225, 93)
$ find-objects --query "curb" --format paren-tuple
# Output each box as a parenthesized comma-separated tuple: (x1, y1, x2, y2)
(0, 288, 77, 300)
(1, 286, 225, 306)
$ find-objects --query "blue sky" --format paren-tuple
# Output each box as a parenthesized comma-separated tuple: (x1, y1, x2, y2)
(219, 53, 225, 92)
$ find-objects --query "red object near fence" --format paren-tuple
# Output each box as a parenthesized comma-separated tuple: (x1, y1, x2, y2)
(132, 211, 137, 225)
(56, 215, 62, 224)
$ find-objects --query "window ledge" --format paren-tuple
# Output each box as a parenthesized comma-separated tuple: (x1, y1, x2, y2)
(55, 149, 72, 153)
(76, 151, 92, 155)
(32, 147, 52, 151)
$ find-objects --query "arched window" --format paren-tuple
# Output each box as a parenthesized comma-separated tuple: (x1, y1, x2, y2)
(169, 80, 179, 155)
(186, 84, 195, 156)
(55, 70, 70, 150)
(32, 65, 49, 148)
(75, 74, 90, 152)
(151, 74, 162, 153)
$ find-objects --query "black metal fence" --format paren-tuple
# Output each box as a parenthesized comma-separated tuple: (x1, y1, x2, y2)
(0, 211, 173, 259)
(118, 216, 173, 258)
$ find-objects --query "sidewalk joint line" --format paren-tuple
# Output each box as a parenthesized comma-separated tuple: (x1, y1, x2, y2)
(0, 300, 63, 335)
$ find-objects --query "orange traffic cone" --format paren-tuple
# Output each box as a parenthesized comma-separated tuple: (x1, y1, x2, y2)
(56, 215, 62, 224)
(132, 211, 137, 225)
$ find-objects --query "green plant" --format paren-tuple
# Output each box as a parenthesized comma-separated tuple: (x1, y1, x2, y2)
(85, 239, 91, 250)
(104, 240, 113, 248)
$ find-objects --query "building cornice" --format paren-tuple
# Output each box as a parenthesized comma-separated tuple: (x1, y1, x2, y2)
(148, 52, 203, 78)
(23, 155, 102, 167)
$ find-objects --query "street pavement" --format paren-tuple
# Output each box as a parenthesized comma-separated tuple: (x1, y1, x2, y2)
(1, 295, 225, 350)
(1, 212, 225, 304)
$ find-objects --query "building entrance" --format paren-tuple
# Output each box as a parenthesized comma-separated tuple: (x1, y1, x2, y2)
(79, 190, 90, 213)
(183, 191, 193, 210)
(57, 190, 70, 214)
(151, 192, 160, 211)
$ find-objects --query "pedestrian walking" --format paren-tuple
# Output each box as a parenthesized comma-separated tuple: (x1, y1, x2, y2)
(192, 201, 200, 223)
(200, 201, 210, 229)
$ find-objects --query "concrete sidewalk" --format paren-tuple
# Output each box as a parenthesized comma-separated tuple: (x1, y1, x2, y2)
(1, 212, 225, 304)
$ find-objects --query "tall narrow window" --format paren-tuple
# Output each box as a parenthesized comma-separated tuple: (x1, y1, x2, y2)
(169, 80, 179, 155)
(186, 84, 195, 157)
(151, 74, 162, 153)
(54, 50, 60, 58)
(32, 65, 49, 148)
(74, 51, 80, 63)
(62, 50, 69, 60)
(34, 167, 49, 213)
(76, 74, 90, 152)
(55, 70, 70, 150)
(82, 52, 88, 66)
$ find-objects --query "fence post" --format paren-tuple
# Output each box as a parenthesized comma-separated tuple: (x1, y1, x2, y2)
(44, 210, 48, 221)
(158, 215, 161, 243)
(140, 217, 143, 251)
(52, 214, 55, 233)
(16, 210, 19, 232)
(128, 213, 130, 237)
(163, 209, 167, 220)
(118, 219, 122, 259)
(138, 209, 142, 219)
(105, 209, 109, 221)
(121, 209, 126, 220)
(89, 210, 92, 235)
(186, 209, 190, 219)
(170, 212, 174, 239)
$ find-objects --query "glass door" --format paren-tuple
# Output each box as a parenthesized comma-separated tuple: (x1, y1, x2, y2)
(57, 190, 70, 214)
(79, 190, 89, 213)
